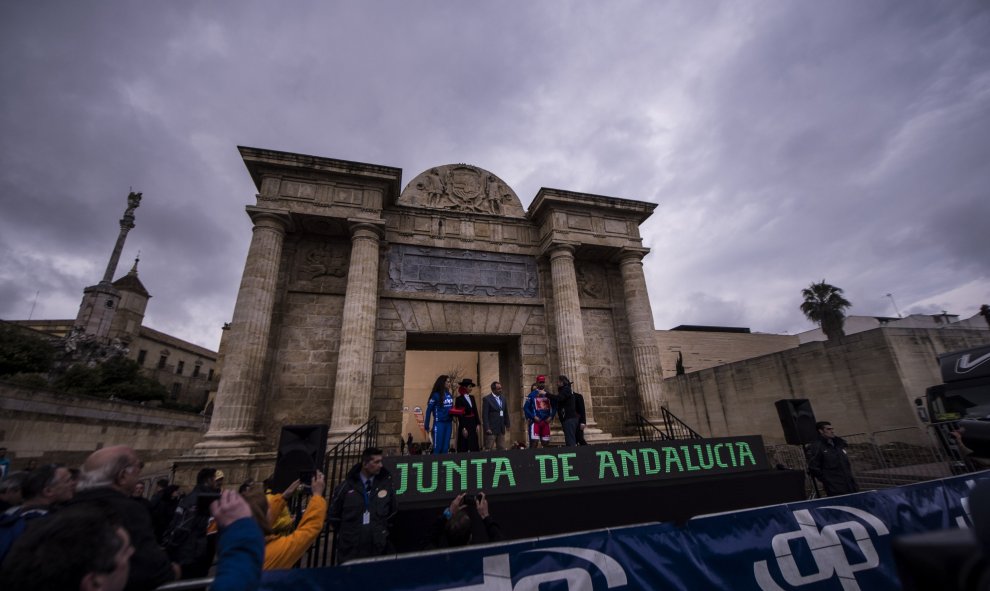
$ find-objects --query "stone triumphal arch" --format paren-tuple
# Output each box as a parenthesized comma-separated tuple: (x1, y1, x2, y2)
(193, 147, 666, 471)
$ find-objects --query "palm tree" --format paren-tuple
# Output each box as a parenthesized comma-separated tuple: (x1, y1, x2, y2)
(800, 280, 852, 340)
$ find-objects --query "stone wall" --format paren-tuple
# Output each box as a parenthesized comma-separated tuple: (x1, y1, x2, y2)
(0, 381, 205, 484)
(656, 329, 799, 379)
(663, 327, 990, 445)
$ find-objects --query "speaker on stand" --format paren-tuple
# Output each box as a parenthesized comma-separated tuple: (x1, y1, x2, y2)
(272, 424, 329, 494)
(774, 399, 820, 498)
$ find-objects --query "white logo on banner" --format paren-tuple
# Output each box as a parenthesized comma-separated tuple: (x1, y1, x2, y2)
(753, 506, 890, 591)
(441, 547, 628, 591)
(955, 479, 976, 528)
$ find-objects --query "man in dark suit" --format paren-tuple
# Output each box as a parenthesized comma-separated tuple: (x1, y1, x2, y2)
(453, 379, 481, 452)
(482, 381, 510, 450)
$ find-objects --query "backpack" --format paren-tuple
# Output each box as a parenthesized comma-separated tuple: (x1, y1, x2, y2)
(162, 495, 214, 575)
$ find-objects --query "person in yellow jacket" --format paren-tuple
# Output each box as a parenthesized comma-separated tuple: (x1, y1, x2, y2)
(243, 471, 327, 570)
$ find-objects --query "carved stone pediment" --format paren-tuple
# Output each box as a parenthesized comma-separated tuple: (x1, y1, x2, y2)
(397, 164, 525, 218)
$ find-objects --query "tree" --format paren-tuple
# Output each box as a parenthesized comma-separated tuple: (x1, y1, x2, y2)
(0, 323, 55, 376)
(980, 304, 990, 329)
(800, 280, 852, 340)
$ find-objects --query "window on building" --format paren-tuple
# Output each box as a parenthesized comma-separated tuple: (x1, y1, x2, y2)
(208, 368, 215, 381)
(176, 361, 185, 375)
(137, 350, 147, 365)
(158, 355, 168, 369)
(192, 364, 201, 378)
(171, 383, 182, 400)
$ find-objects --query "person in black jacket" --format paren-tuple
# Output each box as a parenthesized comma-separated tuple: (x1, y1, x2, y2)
(328, 447, 397, 564)
(553, 375, 580, 446)
(163, 468, 221, 579)
(806, 421, 859, 496)
(574, 392, 588, 446)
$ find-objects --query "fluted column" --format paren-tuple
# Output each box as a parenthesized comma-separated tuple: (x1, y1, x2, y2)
(198, 210, 289, 450)
(618, 248, 665, 420)
(548, 244, 594, 423)
(329, 222, 384, 442)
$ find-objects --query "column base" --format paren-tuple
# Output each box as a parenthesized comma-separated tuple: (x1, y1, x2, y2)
(194, 432, 263, 456)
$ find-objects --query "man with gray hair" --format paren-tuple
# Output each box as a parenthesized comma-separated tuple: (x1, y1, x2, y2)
(69, 445, 177, 591)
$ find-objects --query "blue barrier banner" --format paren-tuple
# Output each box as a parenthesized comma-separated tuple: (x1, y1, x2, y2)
(260, 470, 990, 591)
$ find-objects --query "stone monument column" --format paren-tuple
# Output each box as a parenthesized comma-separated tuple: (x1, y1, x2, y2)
(618, 248, 665, 420)
(198, 209, 290, 450)
(548, 244, 594, 423)
(328, 222, 384, 443)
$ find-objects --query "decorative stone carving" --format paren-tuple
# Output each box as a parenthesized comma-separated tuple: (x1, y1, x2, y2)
(398, 164, 526, 217)
(577, 262, 607, 300)
(290, 242, 349, 292)
(386, 244, 538, 297)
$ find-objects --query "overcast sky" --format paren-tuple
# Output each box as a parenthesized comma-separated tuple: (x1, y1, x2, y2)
(2, 1, 988, 351)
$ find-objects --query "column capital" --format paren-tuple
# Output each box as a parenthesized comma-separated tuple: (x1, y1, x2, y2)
(347, 219, 386, 240)
(614, 246, 651, 265)
(246, 206, 293, 233)
(546, 242, 577, 260)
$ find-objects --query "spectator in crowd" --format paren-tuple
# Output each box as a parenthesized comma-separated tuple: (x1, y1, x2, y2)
(255, 478, 302, 537)
(428, 492, 502, 548)
(208, 489, 265, 591)
(453, 378, 482, 452)
(0, 471, 26, 513)
(0, 463, 75, 562)
(130, 481, 153, 517)
(552, 375, 579, 446)
(0, 506, 134, 591)
(524, 378, 555, 448)
(0, 448, 9, 480)
(329, 447, 397, 564)
(70, 445, 177, 590)
(482, 381, 510, 451)
(425, 375, 456, 454)
(244, 472, 328, 569)
(150, 484, 182, 544)
(406, 433, 414, 455)
(163, 467, 221, 579)
(806, 421, 859, 496)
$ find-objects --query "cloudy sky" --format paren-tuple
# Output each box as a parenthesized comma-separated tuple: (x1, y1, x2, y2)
(2, 1, 988, 351)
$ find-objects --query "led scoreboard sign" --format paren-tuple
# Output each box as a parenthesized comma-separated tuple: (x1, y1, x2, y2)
(383, 435, 769, 503)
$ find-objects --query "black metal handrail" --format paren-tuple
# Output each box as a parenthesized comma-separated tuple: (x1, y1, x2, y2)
(661, 407, 702, 440)
(297, 417, 379, 568)
(636, 409, 702, 442)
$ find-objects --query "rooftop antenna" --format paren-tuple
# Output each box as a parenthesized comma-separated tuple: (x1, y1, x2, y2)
(885, 293, 903, 318)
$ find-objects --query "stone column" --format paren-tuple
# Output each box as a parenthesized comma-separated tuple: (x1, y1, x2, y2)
(548, 244, 594, 423)
(198, 210, 289, 450)
(328, 222, 384, 442)
(618, 248, 665, 420)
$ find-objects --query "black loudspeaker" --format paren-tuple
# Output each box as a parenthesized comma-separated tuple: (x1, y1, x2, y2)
(272, 424, 328, 493)
(775, 399, 818, 445)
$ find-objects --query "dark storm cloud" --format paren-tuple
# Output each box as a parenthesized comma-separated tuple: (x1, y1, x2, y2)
(1, 1, 987, 347)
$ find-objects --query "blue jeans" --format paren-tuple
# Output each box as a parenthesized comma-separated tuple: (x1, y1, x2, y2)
(432, 421, 452, 454)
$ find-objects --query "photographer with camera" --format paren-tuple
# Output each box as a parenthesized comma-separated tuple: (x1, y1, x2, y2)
(427, 492, 502, 548)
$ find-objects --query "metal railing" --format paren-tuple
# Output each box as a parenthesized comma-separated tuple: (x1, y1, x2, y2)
(765, 424, 977, 495)
(635, 408, 703, 441)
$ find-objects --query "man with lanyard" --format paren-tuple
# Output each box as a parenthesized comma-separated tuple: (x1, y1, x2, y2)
(328, 447, 397, 564)
(482, 381, 511, 450)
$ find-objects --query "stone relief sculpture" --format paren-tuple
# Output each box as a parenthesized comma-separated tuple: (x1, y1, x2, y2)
(398, 164, 526, 217)
(577, 263, 606, 300)
(299, 246, 347, 280)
